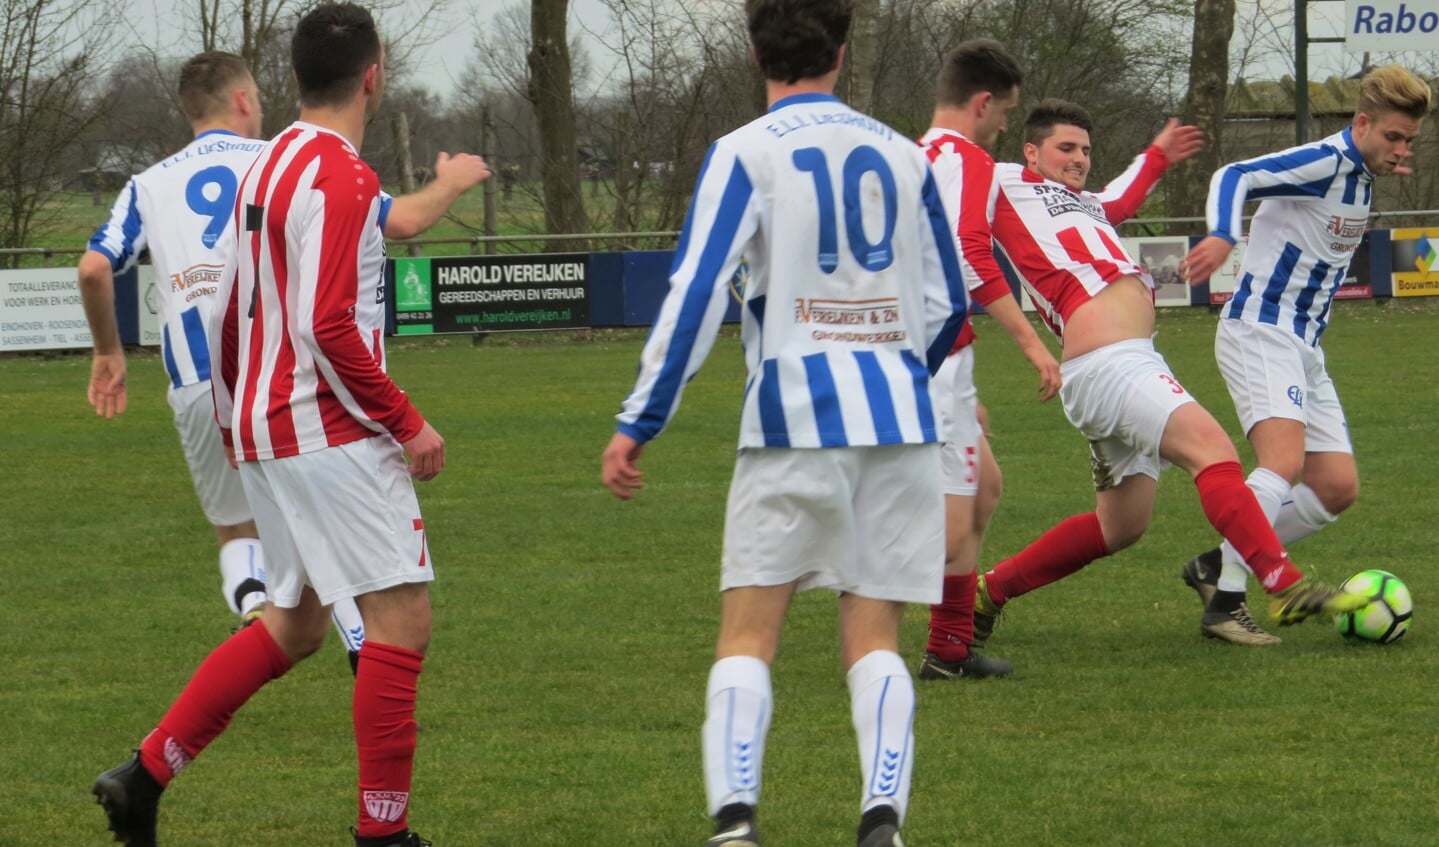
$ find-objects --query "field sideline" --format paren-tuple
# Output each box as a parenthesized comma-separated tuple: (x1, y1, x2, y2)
(2, 300, 1436, 846)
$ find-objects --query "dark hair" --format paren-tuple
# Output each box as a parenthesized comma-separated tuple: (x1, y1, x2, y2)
(178, 51, 252, 123)
(291, 2, 382, 108)
(1024, 98, 1092, 146)
(935, 39, 1023, 108)
(745, 0, 852, 84)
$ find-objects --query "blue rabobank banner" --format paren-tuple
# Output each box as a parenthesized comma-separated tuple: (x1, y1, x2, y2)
(1345, 1, 1439, 51)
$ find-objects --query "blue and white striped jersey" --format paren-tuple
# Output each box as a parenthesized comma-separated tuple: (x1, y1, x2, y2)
(1207, 127, 1373, 346)
(89, 130, 395, 388)
(615, 93, 969, 449)
(89, 130, 269, 389)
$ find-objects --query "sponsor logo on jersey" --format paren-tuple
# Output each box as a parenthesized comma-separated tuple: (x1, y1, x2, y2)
(1033, 183, 1107, 224)
(170, 264, 225, 304)
(1287, 385, 1304, 408)
(794, 297, 907, 344)
(363, 790, 409, 823)
(1327, 215, 1367, 239)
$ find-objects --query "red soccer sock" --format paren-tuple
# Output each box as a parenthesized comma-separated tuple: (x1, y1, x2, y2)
(1194, 461, 1302, 592)
(138, 621, 293, 787)
(985, 513, 1109, 606)
(927, 572, 978, 662)
(354, 641, 425, 839)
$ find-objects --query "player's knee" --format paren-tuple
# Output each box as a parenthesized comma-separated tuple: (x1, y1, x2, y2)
(1313, 475, 1359, 515)
(272, 625, 327, 662)
(1097, 510, 1148, 553)
(1104, 524, 1145, 554)
(1165, 418, 1240, 474)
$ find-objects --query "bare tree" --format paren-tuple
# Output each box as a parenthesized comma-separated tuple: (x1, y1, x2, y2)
(842, 0, 880, 113)
(528, 0, 587, 250)
(1173, 0, 1235, 220)
(0, 0, 110, 262)
(188, 0, 450, 131)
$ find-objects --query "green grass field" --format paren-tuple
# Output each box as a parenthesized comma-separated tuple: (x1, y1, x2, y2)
(2, 301, 1437, 846)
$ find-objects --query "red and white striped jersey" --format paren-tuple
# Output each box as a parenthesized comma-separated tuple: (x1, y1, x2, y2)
(920, 128, 1023, 354)
(991, 146, 1168, 343)
(212, 121, 423, 460)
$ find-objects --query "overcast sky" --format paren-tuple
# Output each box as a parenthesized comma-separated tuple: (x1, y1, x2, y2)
(130, 0, 615, 99)
(137, 0, 1385, 103)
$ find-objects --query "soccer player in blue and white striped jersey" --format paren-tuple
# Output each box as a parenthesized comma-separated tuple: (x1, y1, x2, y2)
(78, 52, 489, 653)
(1178, 65, 1430, 645)
(79, 52, 273, 628)
(600, 1, 966, 843)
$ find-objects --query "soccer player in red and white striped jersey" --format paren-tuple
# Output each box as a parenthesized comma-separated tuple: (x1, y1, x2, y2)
(970, 100, 1369, 649)
(91, 6, 465, 847)
(914, 40, 1060, 682)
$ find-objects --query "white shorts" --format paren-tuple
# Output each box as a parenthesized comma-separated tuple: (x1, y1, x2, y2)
(721, 444, 944, 604)
(1059, 338, 1196, 490)
(935, 347, 982, 496)
(238, 436, 434, 607)
(168, 381, 252, 527)
(1215, 319, 1352, 453)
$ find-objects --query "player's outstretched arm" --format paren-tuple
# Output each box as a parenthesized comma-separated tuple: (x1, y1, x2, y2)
(602, 431, 645, 500)
(1151, 118, 1204, 165)
(401, 420, 445, 482)
(1180, 235, 1234, 286)
(77, 250, 127, 418)
(384, 152, 492, 239)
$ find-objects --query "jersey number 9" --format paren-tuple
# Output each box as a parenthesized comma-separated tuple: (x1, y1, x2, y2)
(186, 166, 239, 250)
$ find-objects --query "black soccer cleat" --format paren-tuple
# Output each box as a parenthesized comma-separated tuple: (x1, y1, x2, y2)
(917, 650, 1014, 680)
(706, 802, 761, 846)
(857, 804, 904, 847)
(1181, 549, 1221, 609)
(92, 753, 163, 847)
(353, 828, 433, 847)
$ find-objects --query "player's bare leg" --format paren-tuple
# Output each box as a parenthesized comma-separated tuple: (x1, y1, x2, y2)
(840, 594, 913, 847)
(1093, 473, 1157, 554)
(921, 438, 1013, 679)
(704, 584, 795, 846)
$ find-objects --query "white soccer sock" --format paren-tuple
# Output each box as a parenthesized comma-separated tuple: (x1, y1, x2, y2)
(331, 598, 366, 653)
(847, 649, 915, 823)
(703, 655, 772, 816)
(1217, 468, 1291, 593)
(218, 537, 266, 617)
(1272, 483, 1338, 545)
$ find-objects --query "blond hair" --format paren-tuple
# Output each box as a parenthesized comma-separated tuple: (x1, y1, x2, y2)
(178, 52, 252, 123)
(1357, 65, 1431, 121)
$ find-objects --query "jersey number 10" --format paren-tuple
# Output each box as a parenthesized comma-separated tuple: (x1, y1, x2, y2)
(792, 145, 897, 273)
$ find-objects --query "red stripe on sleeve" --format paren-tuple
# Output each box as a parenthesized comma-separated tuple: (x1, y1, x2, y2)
(305, 137, 422, 443)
